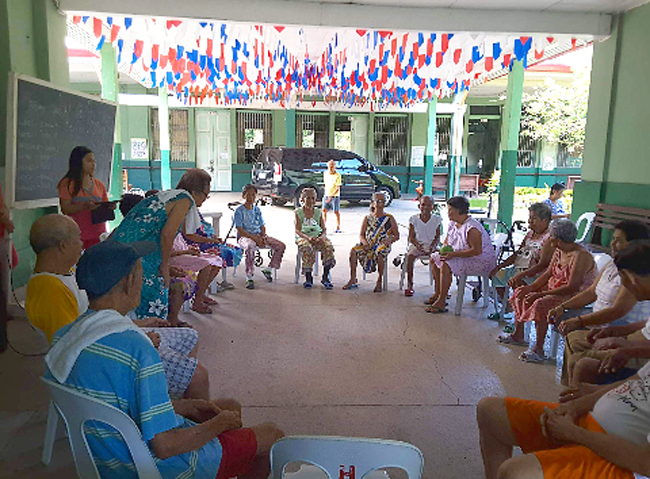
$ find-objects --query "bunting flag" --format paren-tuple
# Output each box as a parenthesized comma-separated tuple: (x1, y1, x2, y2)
(71, 14, 581, 107)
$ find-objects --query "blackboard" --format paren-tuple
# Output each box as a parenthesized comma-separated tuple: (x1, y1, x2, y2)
(5, 74, 117, 209)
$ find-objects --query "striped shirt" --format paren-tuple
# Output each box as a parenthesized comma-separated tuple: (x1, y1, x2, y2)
(46, 316, 222, 478)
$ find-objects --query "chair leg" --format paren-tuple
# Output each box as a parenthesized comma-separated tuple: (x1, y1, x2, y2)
(482, 276, 490, 308)
(455, 275, 467, 316)
(383, 261, 389, 291)
(429, 261, 434, 286)
(294, 251, 301, 284)
(221, 267, 227, 283)
(549, 329, 561, 361)
(524, 321, 532, 342)
(314, 252, 319, 277)
(42, 400, 63, 465)
(399, 259, 406, 290)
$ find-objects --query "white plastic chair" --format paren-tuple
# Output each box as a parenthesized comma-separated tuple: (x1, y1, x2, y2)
(42, 400, 65, 465)
(488, 233, 511, 318)
(576, 212, 596, 244)
(41, 378, 162, 479)
(362, 260, 389, 291)
(294, 249, 320, 284)
(398, 252, 433, 290)
(454, 274, 491, 316)
(270, 436, 424, 479)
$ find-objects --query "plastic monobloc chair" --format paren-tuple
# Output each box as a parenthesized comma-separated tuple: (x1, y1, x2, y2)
(575, 212, 596, 244)
(294, 249, 320, 284)
(271, 436, 424, 479)
(398, 251, 434, 290)
(41, 378, 162, 479)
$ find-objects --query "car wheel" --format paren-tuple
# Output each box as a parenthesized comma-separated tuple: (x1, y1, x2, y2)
(271, 198, 287, 206)
(377, 187, 394, 206)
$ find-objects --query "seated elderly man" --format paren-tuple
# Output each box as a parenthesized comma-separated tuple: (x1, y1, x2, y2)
(477, 240, 650, 479)
(45, 239, 284, 478)
(25, 214, 210, 400)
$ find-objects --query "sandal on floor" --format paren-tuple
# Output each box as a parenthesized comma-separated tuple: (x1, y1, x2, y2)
(496, 334, 528, 346)
(425, 305, 448, 314)
(519, 349, 547, 363)
(191, 303, 213, 314)
(424, 295, 438, 305)
(342, 281, 359, 290)
(373, 284, 383, 293)
(487, 312, 501, 321)
(203, 296, 218, 305)
(404, 288, 414, 297)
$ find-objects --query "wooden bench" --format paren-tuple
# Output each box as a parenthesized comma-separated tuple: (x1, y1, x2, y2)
(588, 203, 650, 252)
(432, 173, 480, 199)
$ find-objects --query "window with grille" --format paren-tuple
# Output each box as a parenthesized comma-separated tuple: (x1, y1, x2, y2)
(556, 144, 583, 168)
(150, 109, 191, 162)
(435, 116, 452, 167)
(236, 111, 272, 163)
(296, 113, 329, 148)
(518, 133, 537, 167)
(374, 115, 409, 166)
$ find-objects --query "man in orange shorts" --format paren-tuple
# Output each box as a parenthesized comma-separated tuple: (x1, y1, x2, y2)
(477, 240, 650, 479)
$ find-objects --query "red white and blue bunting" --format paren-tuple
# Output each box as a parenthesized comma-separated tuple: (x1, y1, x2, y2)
(71, 14, 578, 107)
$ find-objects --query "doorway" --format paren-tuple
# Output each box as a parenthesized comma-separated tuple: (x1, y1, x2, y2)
(195, 110, 232, 191)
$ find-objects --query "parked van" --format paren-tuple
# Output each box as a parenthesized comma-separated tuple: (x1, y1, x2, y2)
(251, 148, 401, 206)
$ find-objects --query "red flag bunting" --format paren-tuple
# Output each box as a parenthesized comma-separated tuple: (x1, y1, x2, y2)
(93, 17, 102, 38)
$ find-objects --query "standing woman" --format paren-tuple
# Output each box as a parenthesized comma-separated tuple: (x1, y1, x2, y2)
(111, 168, 209, 321)
(58, 146, 114, 249)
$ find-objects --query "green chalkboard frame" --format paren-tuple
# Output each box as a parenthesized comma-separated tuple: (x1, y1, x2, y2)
(5, 73, 117, 209)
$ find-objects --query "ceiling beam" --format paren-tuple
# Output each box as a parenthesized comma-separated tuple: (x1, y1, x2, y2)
(59, 0, 611, 38)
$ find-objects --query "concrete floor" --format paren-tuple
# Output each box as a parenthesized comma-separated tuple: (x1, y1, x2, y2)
(0, 194, 563, 478)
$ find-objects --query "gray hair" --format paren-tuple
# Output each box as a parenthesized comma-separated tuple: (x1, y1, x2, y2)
(550, 219, 578, 243)
(528, 202, 552, 222)
(29, 214, 79, 254)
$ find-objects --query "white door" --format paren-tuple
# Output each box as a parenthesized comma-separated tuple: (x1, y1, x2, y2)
(351, 116, 368, 159)
(195, 110, 232, 191)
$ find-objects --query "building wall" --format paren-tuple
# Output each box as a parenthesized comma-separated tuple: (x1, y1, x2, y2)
(573, 4, 650, 240)
(0, 0, 69, 287)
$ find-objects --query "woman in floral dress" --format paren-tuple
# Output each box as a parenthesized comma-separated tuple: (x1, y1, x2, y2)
(111, 169, 210, 320)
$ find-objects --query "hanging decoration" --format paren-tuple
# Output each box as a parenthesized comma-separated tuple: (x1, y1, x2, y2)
(70, 14, 577, 108)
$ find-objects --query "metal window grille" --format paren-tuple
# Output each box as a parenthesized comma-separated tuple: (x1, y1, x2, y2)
(150, 109, 191, 161)
(556, 144, 583, 168)
(296, 113, 329, 148)
(236, 111, 272, 163)
(436, 116, 452, 167)
(517, 133, 537, 167)
(373, 115, 408, 166)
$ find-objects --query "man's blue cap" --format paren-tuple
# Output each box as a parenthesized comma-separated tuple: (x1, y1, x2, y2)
(77, 239, 156, 298)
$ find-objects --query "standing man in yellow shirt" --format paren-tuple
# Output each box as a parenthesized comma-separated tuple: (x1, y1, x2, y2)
(323, 160, 342, 233)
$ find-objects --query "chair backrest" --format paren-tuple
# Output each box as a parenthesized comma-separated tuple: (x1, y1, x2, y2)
(491, 233, 509, 262)
(41, 378, 162, 479)
(271, 436, 424, 479)
(575, 212, 596, 243)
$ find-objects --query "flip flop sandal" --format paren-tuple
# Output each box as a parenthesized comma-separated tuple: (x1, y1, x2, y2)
(519, 349, 547, 363)
(424, 296, 438, 305)
(425, 306, 448, 314)
(191, 303, 213, 314)
(404, 288, 414, 297)
(342, 282, 359, 290)
(487, 312, 501, 321)
(496, 334, 528, 346)
(203, 297, 218, 305)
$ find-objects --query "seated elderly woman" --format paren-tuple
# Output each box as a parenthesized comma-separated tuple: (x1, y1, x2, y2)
(489, 202, 555, 320)
(343, 192, 399, 293)
(498, 219, 597, 362)
(426, 196, 497, 313)
(478, 241, 650, 479)
(549, 220, 650, 385)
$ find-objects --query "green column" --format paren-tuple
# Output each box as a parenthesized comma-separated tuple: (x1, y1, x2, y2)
(497, 60, 525, 225)
(100, 44, 122, 200)
(158, 88, 171, 190)
(328, 112, 335, 148)
(366, 112, 375, 163)
(449, 96, 466, 198)
(285, 109, 296, 147)
(424, 99, 437, 196)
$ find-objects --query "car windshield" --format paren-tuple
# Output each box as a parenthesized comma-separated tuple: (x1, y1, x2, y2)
(339, 159, 363, 169)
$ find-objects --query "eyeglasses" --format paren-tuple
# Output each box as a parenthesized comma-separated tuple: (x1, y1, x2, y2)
(201, 190, 210, 200)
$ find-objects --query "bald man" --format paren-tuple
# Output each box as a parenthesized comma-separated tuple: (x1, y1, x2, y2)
(25, 214, 212, 400)
(26, 214, 86, 341)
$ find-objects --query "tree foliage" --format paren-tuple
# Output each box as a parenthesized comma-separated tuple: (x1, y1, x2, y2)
(521, 71, 589, 157)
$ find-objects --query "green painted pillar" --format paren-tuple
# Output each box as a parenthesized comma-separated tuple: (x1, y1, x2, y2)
(328, 112, 336, 148)
(100, 44, 122, 201)
(285, 109, 296, 147)
(497, 60, 525, 225)
(366, 112, 375, 163)
(424, 99, 437, 196)
(158, 88, 171, 190)
(449, 96, 466, 198)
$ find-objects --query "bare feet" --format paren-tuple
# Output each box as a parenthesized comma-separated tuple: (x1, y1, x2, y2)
(342, 279, 359, 290)
(191, 301, 213, 314)
(373, 282, 382, 293)
(202, 296, 218, 305)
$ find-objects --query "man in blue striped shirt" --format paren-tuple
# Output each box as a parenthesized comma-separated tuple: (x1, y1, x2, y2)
(45, 240, 284, 478)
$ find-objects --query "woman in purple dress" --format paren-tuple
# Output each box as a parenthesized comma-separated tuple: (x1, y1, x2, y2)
(426, 196, 497, 313)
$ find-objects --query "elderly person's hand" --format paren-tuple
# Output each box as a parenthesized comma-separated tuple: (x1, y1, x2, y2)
(558, 317, 584, 335)
(559, 383, 602, 403)
(159, 264, 171, 287)
(440, 250, 457, 261)
(524, 291, 546, 305)
(508, 272, 527, 288)
(548, 305, 565, 325)
(541, 407, 581, 445)
(599, 349, 631, 374)
(135, 317, 169, 328)
(593, 337, 629, 350)
(145, 331, 161, 349)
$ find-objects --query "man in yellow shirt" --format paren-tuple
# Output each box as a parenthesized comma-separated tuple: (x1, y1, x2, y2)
(26, 214, 85, 341)
(323, 159, 342, 233)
